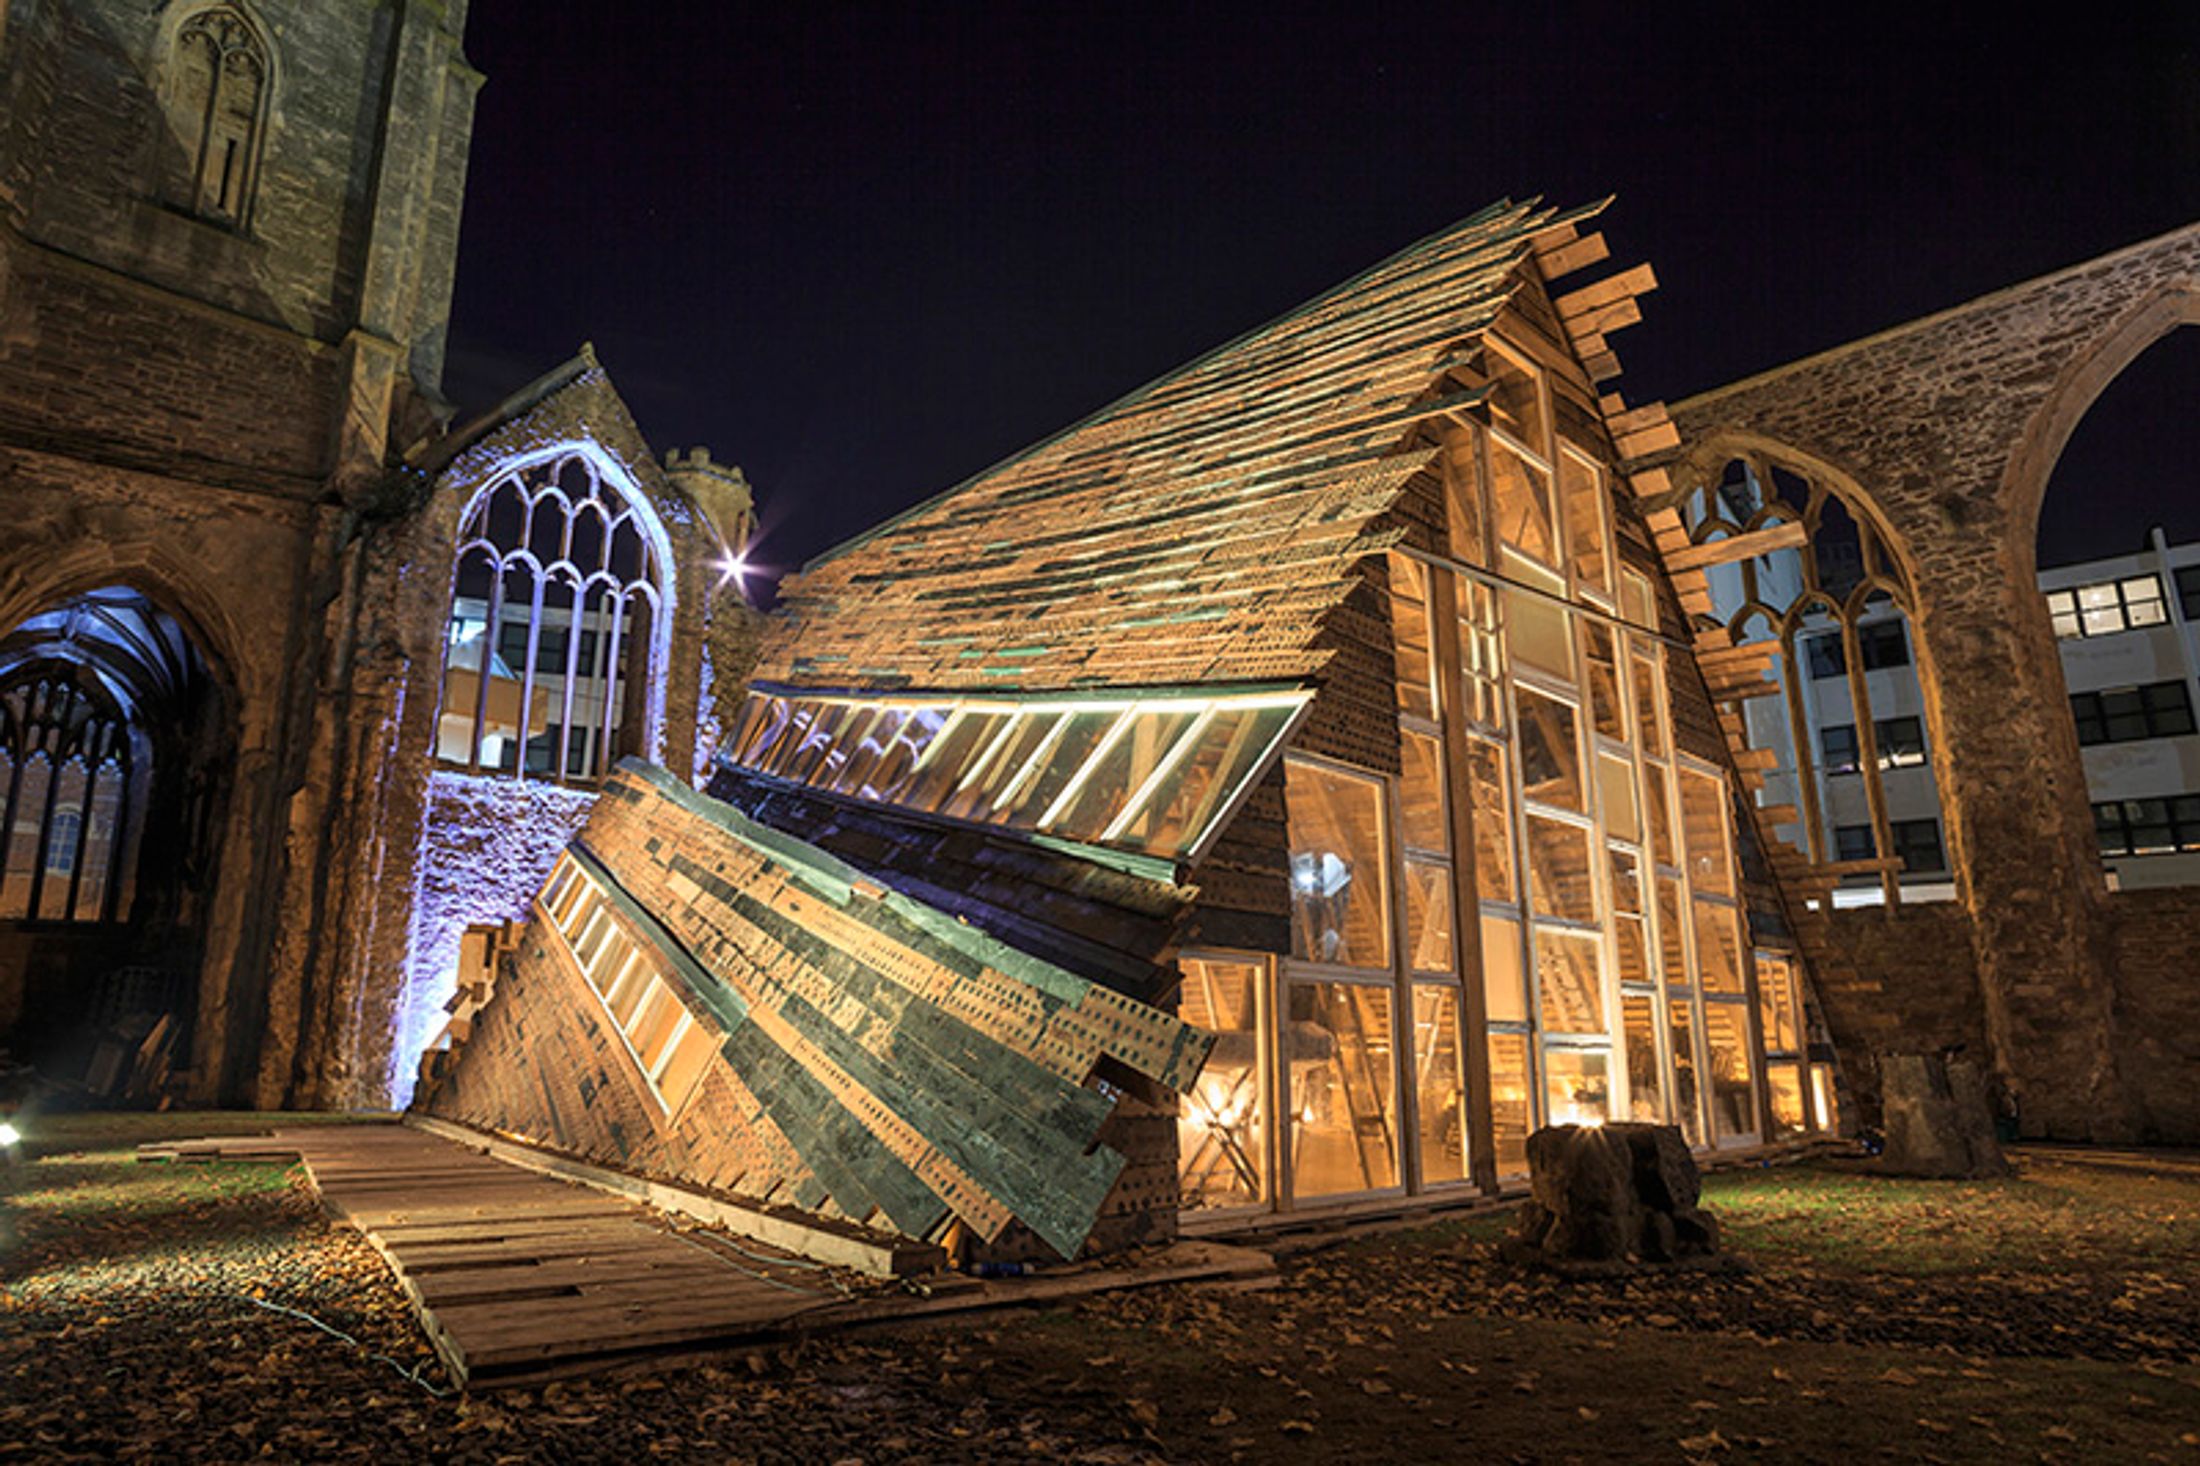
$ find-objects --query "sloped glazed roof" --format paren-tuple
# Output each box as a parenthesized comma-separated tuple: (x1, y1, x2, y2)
(759, 197, 1603, 693)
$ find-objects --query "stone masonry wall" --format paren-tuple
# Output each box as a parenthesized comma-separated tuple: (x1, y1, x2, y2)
(1673, 221, 2200, 1141)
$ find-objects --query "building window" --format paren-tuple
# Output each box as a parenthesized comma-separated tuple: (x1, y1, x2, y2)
(1819, 716, 1927, 775)
(167, 7, 270, 227)
(2070, 681, 2197, 746)
(1889, 818, 1946, 875)
(0, 674, 139, 924)
(1803, 620, 1910, 679)
(1833, 824, 1875, 863)
(2176, 566, 2200, 621)
(2094, 796, 2200, 856)
(439, 452, 667, 784)
(2045, 575, 2169, 639)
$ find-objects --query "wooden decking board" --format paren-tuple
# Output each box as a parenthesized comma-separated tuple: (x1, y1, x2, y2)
(140, 1124, 841, 1389)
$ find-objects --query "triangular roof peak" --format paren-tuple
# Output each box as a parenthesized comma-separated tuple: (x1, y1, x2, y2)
(760, 196, 1606, 694)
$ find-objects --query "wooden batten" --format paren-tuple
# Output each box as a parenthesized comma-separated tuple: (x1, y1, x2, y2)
(1553, 262, 1658, 323)
(1611, 413, 1680, 463)
(1626, 464, 1673, 501)
(1753, 804, 1802, 828)
(1730, 746, 1782, 772)
(1536, 231, 1611, 280)
(1661, 519, 1811, 574)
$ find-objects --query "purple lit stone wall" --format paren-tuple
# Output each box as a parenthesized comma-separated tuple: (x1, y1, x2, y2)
(389, 770, 596, 1106)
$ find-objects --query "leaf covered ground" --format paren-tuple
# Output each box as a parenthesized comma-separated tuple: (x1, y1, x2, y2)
(4, 1121, 2199, 1463)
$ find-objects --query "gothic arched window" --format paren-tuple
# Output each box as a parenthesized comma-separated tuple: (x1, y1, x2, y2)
(167, 7, 270, 226)
(1680, 450, 1945, 906)
(438, 452, 667, 785)
(0, 673, 138, 924)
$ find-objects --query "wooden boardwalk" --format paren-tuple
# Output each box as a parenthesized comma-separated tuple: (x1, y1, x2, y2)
(142, 1122, 846, 1389)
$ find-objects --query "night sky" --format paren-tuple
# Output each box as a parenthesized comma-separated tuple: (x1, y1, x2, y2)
(443, 4, 2200, 587)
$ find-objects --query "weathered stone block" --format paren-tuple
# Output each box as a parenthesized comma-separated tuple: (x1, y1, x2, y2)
(1504, 1122, 1725, 1273)
(1877, 1051, 2010, 1178)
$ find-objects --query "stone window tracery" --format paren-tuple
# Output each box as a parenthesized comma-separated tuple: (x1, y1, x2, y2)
(1681, 450, 1947, 906)
(165, 6, 271, 227)
(438, 452, 666, 785)
(0, 673, 137, 924)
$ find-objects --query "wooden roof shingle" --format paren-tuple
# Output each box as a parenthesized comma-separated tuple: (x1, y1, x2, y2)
(759, 197, 1604, 693)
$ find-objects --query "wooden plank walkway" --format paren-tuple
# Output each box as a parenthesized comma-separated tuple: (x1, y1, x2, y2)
(141, 1123, 847, 1389)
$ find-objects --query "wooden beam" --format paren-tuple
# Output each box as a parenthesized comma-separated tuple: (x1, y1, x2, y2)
(1537, 231, 1610, 280)
(1606, 403, 1673, 441)
(1565, 296, 1643, 342)
(1554, 262, 1659, 322)
(1611, 414, 1680, 462)
(1626, 464, 1673, 500)
(1661, 519, 1811, 574)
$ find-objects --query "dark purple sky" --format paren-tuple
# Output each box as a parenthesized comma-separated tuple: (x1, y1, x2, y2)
(443, 3, 2200, 585)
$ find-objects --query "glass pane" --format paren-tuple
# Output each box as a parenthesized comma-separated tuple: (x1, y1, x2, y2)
(1536, 928, 1605, 1035)
(1115, 702, 1297, 856)
(1286, 760, 1391, 969)
(1481, 913, 1527, 1024)
(997, 709, 1127, 829)
(778, 701, 859, 786)
(1459, 580, 1504, 727)
(1584, 622, 1623, 739)
(1049, 708, 1200, 842)
(1466, 737, 1515, 902)
(1623, 991, 1663, 1122)
(1485, 345, 1547, 454)
(938, 712, 1057, 821)
(1631, 650, 1668, 759)
(1767, 1065, 1806, 1139)
(1178, 957, 1268, 1210)
(1705, 1000, 1757, 1142)
(853, 705, 953, 803)
(1756, 952, 1800, 1054)
(656, 1022, 716, 1109)
(1693, 900, 1745, 995)
(1399, 729, 1447, 852)
(1544, 1047, 1611, 1128)
(1645, 763, 1677, 867)
(1504, 587, 1573, 680)
(898, 708, 1013, 812)
(1413, 984, 1471, 1186)
(1615, 915, 1650, 986)
(1679, 768, 1734, 896)
(1562, 449, 1612, 597)
(1404, 857, 1454, 974)
(1598, 751, 1640, 843)
(1491, 443, 1558, 569)
(1657, 875, 1687, 987)
(1525, 814, 1596, 924)
(1622, 570, 1656, 628)
(1489, 1029, 1532, 1177)
(1516, 688, 1583, 810)
(1669, 997, 1703, 1146)
(1609, 847, 1643, 916)
(1811, 1065, 1841, 1132)
(1389, 552, 1436, 721)
(1287, 983, 1398, 1197)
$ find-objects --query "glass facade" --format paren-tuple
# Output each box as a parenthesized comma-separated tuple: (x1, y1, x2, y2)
(1181, 336, 1816, 1217)
(725, 686, 1308, 863)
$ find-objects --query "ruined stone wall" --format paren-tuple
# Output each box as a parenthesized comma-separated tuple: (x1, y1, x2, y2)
(0, 0, 481, 1106)
(1673, 221, 2200, 1140)
(2106, 888, 2200, 1142)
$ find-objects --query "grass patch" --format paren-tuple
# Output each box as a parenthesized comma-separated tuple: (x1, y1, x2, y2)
(15, 1109, 389, 1159)
(1705, 1156, 2200, 1275)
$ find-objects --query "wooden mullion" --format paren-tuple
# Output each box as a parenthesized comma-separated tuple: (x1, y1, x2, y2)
(1429, 569, 1497, 1194)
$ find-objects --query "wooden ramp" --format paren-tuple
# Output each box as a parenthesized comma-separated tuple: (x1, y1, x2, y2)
(141, 1123, 847, 1389)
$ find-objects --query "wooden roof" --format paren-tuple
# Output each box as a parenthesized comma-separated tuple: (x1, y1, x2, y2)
(760, 197, 1604, 694)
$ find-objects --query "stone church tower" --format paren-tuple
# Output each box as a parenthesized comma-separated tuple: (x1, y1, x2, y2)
(0, 1, 751, 1107)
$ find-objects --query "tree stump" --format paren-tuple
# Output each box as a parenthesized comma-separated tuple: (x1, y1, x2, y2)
(1877, 1052, 2010, 1178)
(1502, 1122, 1725, 1274)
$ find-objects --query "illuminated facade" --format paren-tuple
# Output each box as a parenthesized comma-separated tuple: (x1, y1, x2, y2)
(537, 198, 1849, 1251)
